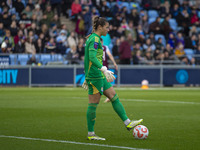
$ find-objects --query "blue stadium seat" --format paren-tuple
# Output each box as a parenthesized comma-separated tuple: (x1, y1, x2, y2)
(184, 49, 194, 60)
(198, 11, 200, 18)
(10, 54, 18, 65)
(169, 19, 177, 31)
(148, 17, 156, 24)
(40, 54, 52, 65)
(155, 34, 166, 47)
(18, 54, 29, 66)
(148, 10, 159, 18)
(52, 54, 63, 62)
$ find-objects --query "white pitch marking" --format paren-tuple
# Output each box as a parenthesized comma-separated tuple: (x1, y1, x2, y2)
(69, 97, 200, 105)
(0, 135, 150, 150)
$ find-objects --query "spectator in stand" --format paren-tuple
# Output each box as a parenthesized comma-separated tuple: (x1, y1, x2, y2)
(196, 45, 200, 65)
(27, 55, 38, 66)
(121, 6, 129, 19)
(145, 51, 154, 65)
(67, 45, 79, 64)
(129, 8, 140, 27)
(77, 38, 85, 61)
(50, 0, 62, 17)
(25, 37, 36, 55)
(2, 12, 12, 28)
(3, 29, 14, 50)
(115, 26, 125, 38)
(176, 9, 190, 28)
(174, 43, 188, 64)
(13, 0, 25, 15)
(27, 0, 34, 10)
(153, 49, 164, 62)
(14, 36, 25, 53)
(163, 51, 171, 63)
(0, 22, 5, 42)
(168, 33, 176, 48)
(112, 38, 120, 58)
(139, 15, 149, 35)
(120, 18, 129, 31)
(10, 21, 18, 37)
(51, 14, 61, 28)
(164, 43, 174, 59)
(176, 32, 185, 46)
(75, 15, 85, 36)
(189, 26, 198, 37)
(133, 50, 145, 64)
(33, 4, 43, 24)
(137, 24, 145, 40)
(185, 33, 197, 49)
(125, 21, 137, 42)
(111, 15, 121, 28)
(149, 17, 162, 34)
(143, 38, 156, 52)
(45, 37, 56, 54)
(35, 38, 45, 53)
(191, 34, 198, 50)
(80, 0, 92, 8)
(43, 5, 54, 27)
(190, 9, 200, 26)
(14, 29, 24, 45)
(68, 31, 78, 49)
(91, 7, 100, 17)
(82, 6, 92, 35)
(39, 24, 49, 42)
(171, 3, 180, 19)
(155, 37, 164, 51)
(161, 14, 173, 37)
(56, 29, 68, 54)
(71, 0, 82, 21)
(119, 36, 131, 64)
(99, 0, 112, 17)
(160, 1, 170, 18)
(49, 24, 59, 39)
(22, 6, 33, 19)
(1, 37, 12, 53)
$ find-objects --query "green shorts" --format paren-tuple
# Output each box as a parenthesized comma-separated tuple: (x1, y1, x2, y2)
(86, 78, 112, 95)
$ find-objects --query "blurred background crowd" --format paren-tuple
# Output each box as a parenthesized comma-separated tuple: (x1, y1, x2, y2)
(1, 0, 200, 66)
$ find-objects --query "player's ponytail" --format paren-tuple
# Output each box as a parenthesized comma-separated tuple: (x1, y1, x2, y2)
(85, 16, 108, 39)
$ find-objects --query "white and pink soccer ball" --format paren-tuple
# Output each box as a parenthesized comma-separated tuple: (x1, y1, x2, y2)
(141, 80, 149, 86)
(133, 125, 149, 139)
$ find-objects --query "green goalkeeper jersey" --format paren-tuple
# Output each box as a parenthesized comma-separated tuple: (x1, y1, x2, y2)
(84, 33, 104, 79)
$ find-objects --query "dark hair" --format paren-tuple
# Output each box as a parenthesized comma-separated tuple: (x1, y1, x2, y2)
(92, 16, 107, 32)
(86, 16, 108, 38)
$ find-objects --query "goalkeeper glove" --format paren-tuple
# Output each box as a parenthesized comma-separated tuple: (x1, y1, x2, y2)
(100, 66, 116, 82)
(82, 80, 88, 90)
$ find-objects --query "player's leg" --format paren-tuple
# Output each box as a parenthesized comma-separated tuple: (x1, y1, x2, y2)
(103, 80, 143, 130)
(103, 86, 129, 123)
(86, 79, 105, 140)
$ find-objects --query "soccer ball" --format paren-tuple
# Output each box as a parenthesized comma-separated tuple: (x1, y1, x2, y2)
(133, 125, 149, 139)
(141, 79, 149, 86)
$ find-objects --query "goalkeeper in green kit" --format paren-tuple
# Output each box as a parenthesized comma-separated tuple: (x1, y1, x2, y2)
(82, 16, 143, 141)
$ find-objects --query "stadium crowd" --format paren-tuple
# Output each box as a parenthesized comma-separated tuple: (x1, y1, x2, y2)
(0, 0, 200, 65)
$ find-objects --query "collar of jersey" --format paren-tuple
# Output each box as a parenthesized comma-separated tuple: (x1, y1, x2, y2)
(92, 33, 100, 38)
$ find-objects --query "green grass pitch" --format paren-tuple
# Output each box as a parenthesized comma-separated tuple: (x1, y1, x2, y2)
(0, 87, 200, 150)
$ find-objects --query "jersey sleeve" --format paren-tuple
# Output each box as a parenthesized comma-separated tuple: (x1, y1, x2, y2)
(88, 37, 103, 69)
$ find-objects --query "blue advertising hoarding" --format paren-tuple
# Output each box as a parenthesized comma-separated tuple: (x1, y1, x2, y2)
(120, 69, 160, 84)
(163, 69, 200, 85)
(32, 68, 74, 84)
(0, 68, 29, 86)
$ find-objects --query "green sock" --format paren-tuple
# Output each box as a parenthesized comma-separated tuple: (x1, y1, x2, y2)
(87, 103, 98, 132)
(111, 94, 128, 121)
